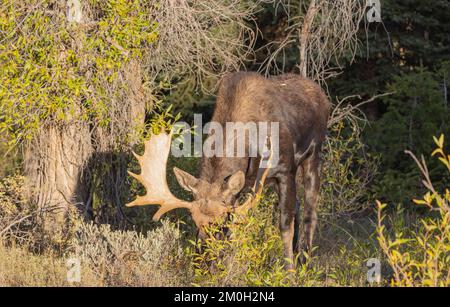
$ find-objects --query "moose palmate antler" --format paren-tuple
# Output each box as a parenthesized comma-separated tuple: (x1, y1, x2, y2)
(126, 132, 194, 221)
(126, 132, 272, 225)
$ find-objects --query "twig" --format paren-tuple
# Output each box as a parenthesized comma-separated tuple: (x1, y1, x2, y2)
(0, 214, 33, 237)
(328, 91, 395, 127)
(404, 150, 450, 212)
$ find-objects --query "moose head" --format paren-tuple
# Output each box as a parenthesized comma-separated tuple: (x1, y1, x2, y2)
(126, 132, 272, 238)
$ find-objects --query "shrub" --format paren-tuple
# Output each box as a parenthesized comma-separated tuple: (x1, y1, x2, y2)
(190, 191, 329, 287)
(71, 220, 192, 286)
(0, 174, 36, 245)
(377, 135, 450, 287)
(0, 188, 193, 286)
(321, 117, 379, 216)
(0, 0, 158, 146)
(189, 192, 287, 286)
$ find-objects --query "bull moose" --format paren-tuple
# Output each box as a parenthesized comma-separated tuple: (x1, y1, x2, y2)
(127, 72, 330, 269)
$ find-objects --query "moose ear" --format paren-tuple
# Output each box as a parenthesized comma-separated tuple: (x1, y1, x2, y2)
(173, 167, 199, 194)
(226, 171, 245, 195)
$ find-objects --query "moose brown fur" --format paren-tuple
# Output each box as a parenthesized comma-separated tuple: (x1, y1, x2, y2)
(128, 72, 330, 269)
(172, 72, 330, 267)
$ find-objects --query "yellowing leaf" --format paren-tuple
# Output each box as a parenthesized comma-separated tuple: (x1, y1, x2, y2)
(439, 134, 444, 148)
(438, 157, 449, 169)
(431, 148, 443, 157)
(433, 134, 444, 148)
(413, 199, 427, 205)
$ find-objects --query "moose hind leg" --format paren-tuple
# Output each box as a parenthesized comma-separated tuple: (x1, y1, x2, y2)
(293, 199, 301, 253)
(277, 174, 297, 270)
(299, 153, 321, 253)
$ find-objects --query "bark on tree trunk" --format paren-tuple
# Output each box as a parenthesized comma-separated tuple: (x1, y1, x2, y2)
(24, 122, 92, 235)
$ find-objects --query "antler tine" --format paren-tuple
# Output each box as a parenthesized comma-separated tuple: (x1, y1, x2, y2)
(235, 137, 273, 216)
(126, 131, 193, 221)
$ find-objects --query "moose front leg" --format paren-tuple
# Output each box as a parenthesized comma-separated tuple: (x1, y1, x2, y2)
(277, 173, 297, 270)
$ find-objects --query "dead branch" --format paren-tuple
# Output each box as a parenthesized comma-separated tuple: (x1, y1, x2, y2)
(298, 0, 317, 77)
(328, 92, 395, 128)
(147, 0, 269, 92)
(260, 0, 366, 82)
(0, 214, 33, 237)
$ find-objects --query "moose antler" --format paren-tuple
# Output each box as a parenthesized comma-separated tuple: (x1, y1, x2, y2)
(126, 132, 193, 221)
(234, 137, 273, 216)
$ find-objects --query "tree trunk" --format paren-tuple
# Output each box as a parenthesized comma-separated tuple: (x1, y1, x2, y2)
(24, 122, 92, 236)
